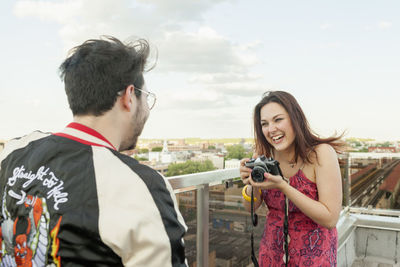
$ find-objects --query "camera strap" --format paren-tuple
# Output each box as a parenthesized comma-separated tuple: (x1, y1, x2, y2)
(283, 195, 289, 266)
(250, 187, 259, 267)
(282, 176, 290, 267)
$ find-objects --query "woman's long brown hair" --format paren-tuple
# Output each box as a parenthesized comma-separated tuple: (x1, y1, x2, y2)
(253, 91, 345, 164)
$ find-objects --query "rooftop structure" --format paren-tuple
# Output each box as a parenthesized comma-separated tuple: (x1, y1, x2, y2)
(369, 146, 398, 153)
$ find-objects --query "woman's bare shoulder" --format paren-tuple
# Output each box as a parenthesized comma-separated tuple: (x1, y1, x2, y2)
(315, 143, 336, 154)
(307, 144, 337, 166)
(312, 144, 339, 168)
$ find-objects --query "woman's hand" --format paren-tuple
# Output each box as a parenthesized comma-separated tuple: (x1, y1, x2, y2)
(239, 158, 252, 185)
(249, 172, 287, 191)
(240, 158, 265, 212)
(241, 158, 286, 190)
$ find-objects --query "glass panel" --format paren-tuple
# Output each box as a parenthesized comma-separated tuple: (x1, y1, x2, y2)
(339, 157, 349, 207)
(175, 189, 197, 266)
(349, 157, 400, 210)
(174, 181, 268, 267)
(208, 181, 265, 266)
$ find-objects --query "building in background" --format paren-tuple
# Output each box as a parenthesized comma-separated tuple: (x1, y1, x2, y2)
(224, 159, 240, 169)
(369, 147, 397, 153)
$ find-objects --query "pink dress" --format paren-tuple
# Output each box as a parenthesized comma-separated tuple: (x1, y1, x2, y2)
(259, 169, 337, 267)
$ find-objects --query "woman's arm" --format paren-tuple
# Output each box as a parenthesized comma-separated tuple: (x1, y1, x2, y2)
(250, 144, 342, 229)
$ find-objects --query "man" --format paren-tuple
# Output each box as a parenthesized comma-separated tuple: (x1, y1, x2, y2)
(0, 36, 187, 266)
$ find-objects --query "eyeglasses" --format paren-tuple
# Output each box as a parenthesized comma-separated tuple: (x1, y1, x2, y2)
(118, 87, 157, 110)
(135, 87, 157, 110)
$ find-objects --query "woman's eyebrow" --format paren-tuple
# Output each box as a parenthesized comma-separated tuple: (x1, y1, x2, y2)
(272, 114, 284, 119)
(261, 114, 284, 121)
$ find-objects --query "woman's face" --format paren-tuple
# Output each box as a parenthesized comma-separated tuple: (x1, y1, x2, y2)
(260, 102, 296, 153)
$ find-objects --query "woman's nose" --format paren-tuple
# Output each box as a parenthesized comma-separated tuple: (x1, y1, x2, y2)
(268, 123, 277, 133)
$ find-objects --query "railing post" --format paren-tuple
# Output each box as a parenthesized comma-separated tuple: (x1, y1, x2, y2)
(196, 184, 209, 267)
(344, 154, 351, 207)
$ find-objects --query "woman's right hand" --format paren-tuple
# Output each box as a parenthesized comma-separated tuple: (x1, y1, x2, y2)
(240, 157, 264, 212)
(240, 158, 252, 185)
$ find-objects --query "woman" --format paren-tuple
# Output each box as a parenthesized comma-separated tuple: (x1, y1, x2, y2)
(240, 91, 344, 266)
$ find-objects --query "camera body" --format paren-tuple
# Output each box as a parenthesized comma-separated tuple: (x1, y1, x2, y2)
(245, 156, 282, 182)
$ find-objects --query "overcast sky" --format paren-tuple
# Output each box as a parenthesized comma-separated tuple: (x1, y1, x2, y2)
(0, 0, 399, 141)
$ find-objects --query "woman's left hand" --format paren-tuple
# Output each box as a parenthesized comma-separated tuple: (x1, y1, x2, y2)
(248, 172, 287, 190)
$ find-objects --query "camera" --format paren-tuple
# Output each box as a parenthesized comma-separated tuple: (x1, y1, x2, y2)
(245, 156, 282, 182)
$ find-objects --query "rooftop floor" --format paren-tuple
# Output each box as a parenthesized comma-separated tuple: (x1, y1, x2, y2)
(337, 207, 400, 267)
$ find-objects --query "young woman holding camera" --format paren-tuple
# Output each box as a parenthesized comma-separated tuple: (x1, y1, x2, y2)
(240, 91, 344, 266)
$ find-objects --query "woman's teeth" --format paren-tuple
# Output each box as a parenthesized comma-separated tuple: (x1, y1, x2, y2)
(272, 135, 284, 141)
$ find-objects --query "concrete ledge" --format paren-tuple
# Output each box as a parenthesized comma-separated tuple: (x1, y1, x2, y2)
(338, 209, 400, 267)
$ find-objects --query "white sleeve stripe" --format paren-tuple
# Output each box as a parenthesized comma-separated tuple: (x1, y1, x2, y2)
(92, 147, 173, 267)
(0, 131, 49, 167)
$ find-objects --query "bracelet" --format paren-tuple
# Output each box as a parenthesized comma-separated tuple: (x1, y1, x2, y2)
(242, 185, 261, 202)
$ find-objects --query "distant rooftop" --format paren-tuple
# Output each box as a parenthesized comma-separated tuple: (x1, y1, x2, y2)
(380, 163, 400, 192)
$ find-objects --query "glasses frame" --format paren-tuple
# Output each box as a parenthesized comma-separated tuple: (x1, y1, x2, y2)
(135, 87, 157, 110)
(118, 87, 157, 110)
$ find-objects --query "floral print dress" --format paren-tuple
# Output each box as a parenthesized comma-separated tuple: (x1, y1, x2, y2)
(259, 169, 337, 267)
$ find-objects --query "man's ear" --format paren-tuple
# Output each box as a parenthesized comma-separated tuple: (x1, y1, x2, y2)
(120, 85, 135, 111)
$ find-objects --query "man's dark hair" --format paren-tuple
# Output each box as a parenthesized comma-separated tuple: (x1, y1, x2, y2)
(59, 36, 151, 116)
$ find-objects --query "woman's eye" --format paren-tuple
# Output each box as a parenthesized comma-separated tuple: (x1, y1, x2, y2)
(275, 118, 282, 122)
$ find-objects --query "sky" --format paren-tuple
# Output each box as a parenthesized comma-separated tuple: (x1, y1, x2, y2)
(0, 0, 399, 141)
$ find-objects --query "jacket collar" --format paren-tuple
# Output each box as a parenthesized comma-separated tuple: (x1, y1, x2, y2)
(54, 122, 116, 150)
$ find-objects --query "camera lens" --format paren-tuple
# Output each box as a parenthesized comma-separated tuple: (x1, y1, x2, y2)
(251, 166, 265, 182)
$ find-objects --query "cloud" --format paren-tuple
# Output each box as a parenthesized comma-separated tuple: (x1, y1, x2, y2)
(378, 21, 392, 29)
(137, 0, 227, 23)
(14, 0, 81, 23)
(23, 98, 41, 107)
(318, 42, 342, 49)
(365, 21, 392, 31)
(157, 28, 258, 74)
(14, 0, 165, 50)
(189, 73, 262, 84)
(320, 24, 332, 30)
(13, 0, 258, 78)
(142, 107, 254, 138)
(12, 0, 264, 138)
(143, 96, 256, 138)
(13, 0, 231, 44)
(156, 81, 266, 113)
(208, 84, 267, 97)
(158, 88, 222, 110)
